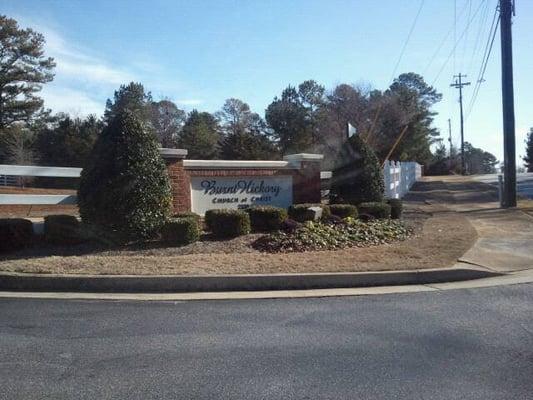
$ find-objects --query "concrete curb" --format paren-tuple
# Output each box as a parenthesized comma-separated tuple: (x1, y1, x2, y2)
(0, 268, 501, 293)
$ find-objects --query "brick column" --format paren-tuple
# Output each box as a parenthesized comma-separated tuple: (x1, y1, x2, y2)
(159, 148, 190, 214)
(283, 153, 323, 204)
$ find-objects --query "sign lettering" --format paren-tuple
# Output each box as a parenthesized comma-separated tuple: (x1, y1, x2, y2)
(191, 176, 292, 215)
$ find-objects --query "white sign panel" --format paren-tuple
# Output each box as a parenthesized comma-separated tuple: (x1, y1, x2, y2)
(190, 176, 293, 215)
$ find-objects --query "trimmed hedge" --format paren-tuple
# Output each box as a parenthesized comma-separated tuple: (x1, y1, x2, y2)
(330, 204, 358, 219)
(387, 198, 403, 219)
(78, 109, 172, 240)
(161, 217, 199, 246)
(44, 215, 83, 244)
(330, 134, 384, 204)
(357, 202, 391, 219)
(246, 206, 287, 232)
(288, 203, 331, 222)
(205, 209, 251, 238)
(173, 211, 201, 222)
(0, 218, 33, 252)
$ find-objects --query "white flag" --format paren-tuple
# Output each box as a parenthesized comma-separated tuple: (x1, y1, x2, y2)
(347, 122, 357, 138)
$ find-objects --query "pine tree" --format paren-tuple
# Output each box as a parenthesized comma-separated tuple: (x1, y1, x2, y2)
(78, 109, 172, 240)
(104, 82, 152, 123)
(330, 134, 384, 204)
(524, 128, 533, 172)
(178, 110, 220, 159)
(0, 16, 55, 129)
(218, 98, 278, 160)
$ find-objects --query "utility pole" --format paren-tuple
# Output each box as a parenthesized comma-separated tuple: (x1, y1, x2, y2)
(500, 0, 516, 207)
(450, 73, 470, 175)
(448, 118, 453, 170)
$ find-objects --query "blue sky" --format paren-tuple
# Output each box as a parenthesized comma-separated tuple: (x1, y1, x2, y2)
(4, 0, 533, 165)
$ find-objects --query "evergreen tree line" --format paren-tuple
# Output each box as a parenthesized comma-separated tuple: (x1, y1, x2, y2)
(0, 77, 446, 170)
(427, 142, 499, 175)
(0, 14, 511, 177)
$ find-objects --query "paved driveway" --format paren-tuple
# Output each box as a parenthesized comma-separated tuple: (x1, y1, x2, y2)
(1, 284, 532, 399)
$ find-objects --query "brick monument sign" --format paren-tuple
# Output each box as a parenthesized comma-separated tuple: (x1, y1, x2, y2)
(159, 148, 323, 215)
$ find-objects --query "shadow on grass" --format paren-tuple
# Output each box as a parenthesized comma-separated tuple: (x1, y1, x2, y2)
(0, 232, 259, 262)
(404, 179, 498, 204)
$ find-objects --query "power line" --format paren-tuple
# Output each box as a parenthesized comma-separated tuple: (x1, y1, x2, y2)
(389, 0, 425, 82)
(423, 0, 472, 75)
(459, 0, 473, 73)
(466, 0, 492, 74)
(454, 0, 457, 73)
(366, 0, 425, 144)
(430, 0, 486, 87)
(465, 4, 500, 119)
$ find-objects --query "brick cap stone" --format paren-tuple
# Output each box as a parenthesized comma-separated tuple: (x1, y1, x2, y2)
(283, 153, 324, 162)
(183, 159, 293, 169)
(159, 148, 188, 159)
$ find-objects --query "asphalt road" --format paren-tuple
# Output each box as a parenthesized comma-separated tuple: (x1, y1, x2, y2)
(1, 284, 532, 400)
(472, 172, 533, 198)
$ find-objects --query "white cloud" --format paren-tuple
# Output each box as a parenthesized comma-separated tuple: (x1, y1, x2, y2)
(41, 86, 104, 117)
(12, 15, 194, 116)
(40, 28, 134, 86)
(55, 60, 134, 86)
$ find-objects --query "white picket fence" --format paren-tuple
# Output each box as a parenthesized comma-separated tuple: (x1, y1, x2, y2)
(321, 160, 422, 199)
(0, 165, 81, 205)
(0, 175, 18, 186)
(382, 160, 422, 199)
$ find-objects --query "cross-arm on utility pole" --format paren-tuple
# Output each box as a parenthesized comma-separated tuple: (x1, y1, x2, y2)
(450, 73, 470, 175)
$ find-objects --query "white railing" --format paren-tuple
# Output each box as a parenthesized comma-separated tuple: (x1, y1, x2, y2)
(382, 160, 422, 199)
(0, 175, 18, 186)
(0, 165, 81, 205)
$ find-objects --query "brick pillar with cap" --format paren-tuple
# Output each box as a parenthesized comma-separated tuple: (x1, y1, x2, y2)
(283, 153, 323, 204)
(159, 148, 190, 214)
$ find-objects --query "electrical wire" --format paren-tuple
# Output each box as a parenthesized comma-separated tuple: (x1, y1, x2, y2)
(422, 0, 472, 75)
(430, 0, 486, 87)
(466, 0, 491, 74)
(459, 0, 473, 72)
(465, 4, 500, 119)
(388, 0, 425, 83)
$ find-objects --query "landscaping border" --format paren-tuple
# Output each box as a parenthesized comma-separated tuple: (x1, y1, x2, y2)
(0, 268, 501, 293)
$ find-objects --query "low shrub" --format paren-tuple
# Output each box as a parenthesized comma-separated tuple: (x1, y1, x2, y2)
(357, 202, 391, 220)
(44, 215, 83, 245)
(253, 219, 412, 253)
(161, 217, 199, 246)
(280, 218, 301, 233)
(246, 206, 287, 232)
(172, 211, 201, 223)
(330, 204, 358, 219)
(387, 198, 403, 219)
(0, 218, 33, 252)
(288, 203, 331, 222)
(205, 209, 251, 238)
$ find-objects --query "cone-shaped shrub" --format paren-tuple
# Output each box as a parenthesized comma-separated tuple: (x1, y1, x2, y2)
(78, 109, 172, 240)
(330, 134, 384, 204)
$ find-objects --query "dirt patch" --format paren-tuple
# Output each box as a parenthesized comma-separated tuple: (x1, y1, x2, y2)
(0, 211, 476, 275)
